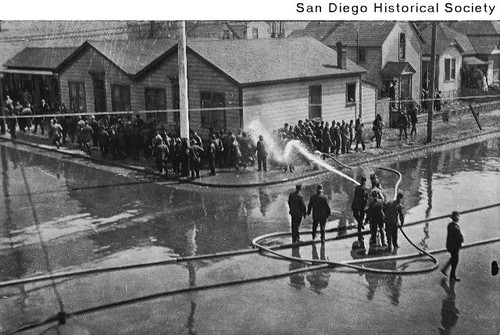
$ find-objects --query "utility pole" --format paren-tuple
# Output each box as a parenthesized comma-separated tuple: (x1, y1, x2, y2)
(427, 21, 437, 144)
(177, 20, 189, 139)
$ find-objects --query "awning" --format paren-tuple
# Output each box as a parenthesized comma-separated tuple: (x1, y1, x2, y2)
(463, 57, 489, 65)
(381, 62, 416, 77)
(0, 68, 55, 76)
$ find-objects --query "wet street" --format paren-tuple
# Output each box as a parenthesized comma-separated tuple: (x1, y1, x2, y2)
(1, 138, 499, 334)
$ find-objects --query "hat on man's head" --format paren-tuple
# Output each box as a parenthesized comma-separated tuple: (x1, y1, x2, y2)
(296, 184, 302, 190)
(316, 184, 323, 190)
(451, 210, 460, 219)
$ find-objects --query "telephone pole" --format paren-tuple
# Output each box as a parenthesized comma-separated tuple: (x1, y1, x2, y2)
(178, 21, 189, 139)
(427, 21, 437, 144)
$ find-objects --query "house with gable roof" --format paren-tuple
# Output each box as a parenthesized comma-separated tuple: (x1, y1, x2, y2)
(1, 47, 77, 109)
(446, 21, 500, 86)
(419, 23, 477, 100)
(291, 21, 425, 109)
(57, 39, 178, 117)
(53, 37, 366, 136)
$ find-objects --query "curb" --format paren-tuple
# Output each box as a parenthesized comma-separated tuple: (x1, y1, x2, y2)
(2, 128, 500, 188)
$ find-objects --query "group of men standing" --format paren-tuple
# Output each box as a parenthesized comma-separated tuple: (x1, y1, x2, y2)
(287, 175, 404, 249)
(287, 174, 464, 281)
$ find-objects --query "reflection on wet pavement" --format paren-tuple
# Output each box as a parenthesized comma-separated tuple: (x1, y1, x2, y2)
(0, 138, 499, 334)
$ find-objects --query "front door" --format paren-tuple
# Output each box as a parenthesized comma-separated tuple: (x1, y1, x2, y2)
(92, 73, 106, 113)
(400, 75, 412, 100)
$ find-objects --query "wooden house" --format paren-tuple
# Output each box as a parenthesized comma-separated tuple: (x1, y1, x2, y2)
(419, 23, 476, 100)
(56, 37, 367, 136)
(291, 21, 425, 104)
(1, 47, 77, 109)
(447, 21, 500, 86)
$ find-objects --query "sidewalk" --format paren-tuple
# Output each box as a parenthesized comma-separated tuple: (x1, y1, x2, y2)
(1, 109, 500, 187)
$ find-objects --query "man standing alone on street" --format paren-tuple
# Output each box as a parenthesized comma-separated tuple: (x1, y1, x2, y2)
(256, 135, 268, 172)
(441, 211, 464, 281)
(307, 184, 331, 244)
(288, 184, 307, 243)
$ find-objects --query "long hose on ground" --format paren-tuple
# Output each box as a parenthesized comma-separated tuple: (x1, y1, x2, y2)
(252, 153, 439, 275)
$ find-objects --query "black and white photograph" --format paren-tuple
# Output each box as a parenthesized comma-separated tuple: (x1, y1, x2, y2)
(0, 7, 499, 335)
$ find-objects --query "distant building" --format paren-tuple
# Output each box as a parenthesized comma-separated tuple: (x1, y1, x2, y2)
(446, 21, 500, 86)
(419, 23, 476, 100)
(291, 21, 425, 104)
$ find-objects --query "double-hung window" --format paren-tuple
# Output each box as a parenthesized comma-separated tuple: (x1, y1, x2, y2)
(200, 91, 226, 129)
(111, 85, 131, 111)
(68, 81, 86, 112)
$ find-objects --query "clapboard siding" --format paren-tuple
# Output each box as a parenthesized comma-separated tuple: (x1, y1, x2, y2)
(242, 76, 360, 131)
(345, 46, 383, 91)
(438, 46, 462, 98)
(362, 83, 376, 119)
(59, 46, 174, 122)
(58, 45, 240, 136)
(382, 22, 422, 101)
(185, 50, 240, 136)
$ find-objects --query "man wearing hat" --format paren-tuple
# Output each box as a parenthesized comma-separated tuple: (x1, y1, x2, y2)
(441, 211, 464, 281)
(351, 176, 369, 243)
(384, 192, 405, 251)
(365, 190, 386, 246)
(307, 184, 331, 244)
(256, 135, 268, 172)
(288, 184, 307, 243)
(189, 139, 204, 179)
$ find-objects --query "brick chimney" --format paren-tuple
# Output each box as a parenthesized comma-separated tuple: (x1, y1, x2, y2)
(336, 42, 347, 69)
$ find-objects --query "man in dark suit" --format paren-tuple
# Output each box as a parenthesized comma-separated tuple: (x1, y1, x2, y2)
(256, 135, 268, 172)
(351, 177, 369, 243)
(365, 190, 386, 246)
(441, 211, 464, 281)
(307, 184, 331, 244)
(288, 184, 307, 243)
(385, 192, 405, 251)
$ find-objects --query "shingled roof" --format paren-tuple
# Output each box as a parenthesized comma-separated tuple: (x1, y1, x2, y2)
(187, 37, 365, 86)
(322, 21, 397, 47)
(447, 21, 500, 36)
(420, 23, 474, 56)
(5, 47, 77, 70)
(467, 36, 500, 54)
(380, 62, 416, 77)
(88, 39, 177, 76)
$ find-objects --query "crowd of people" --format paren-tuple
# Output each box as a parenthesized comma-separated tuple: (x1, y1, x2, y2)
(275, 117, 369, 156)
(2, 93, 423, 179)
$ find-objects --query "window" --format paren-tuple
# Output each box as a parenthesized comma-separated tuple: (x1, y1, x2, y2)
(358, 47, 366, 62)
(309, 85, 322, 120)
(145, 88, 166, 110)
(346, 83, 356, 105)
(145, 87, 166, 119)
(445, 58, 456, 81)
(111, 85, 131, 112)
(68, 81, 86, 112)
(399, 33, 406, 60)
(222, 30, 231, 40)
(252, 27, 259, 39)
(200, 91, 226, 129)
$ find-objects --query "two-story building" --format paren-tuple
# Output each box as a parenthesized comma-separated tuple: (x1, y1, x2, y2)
(293, 21, 425, 103)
